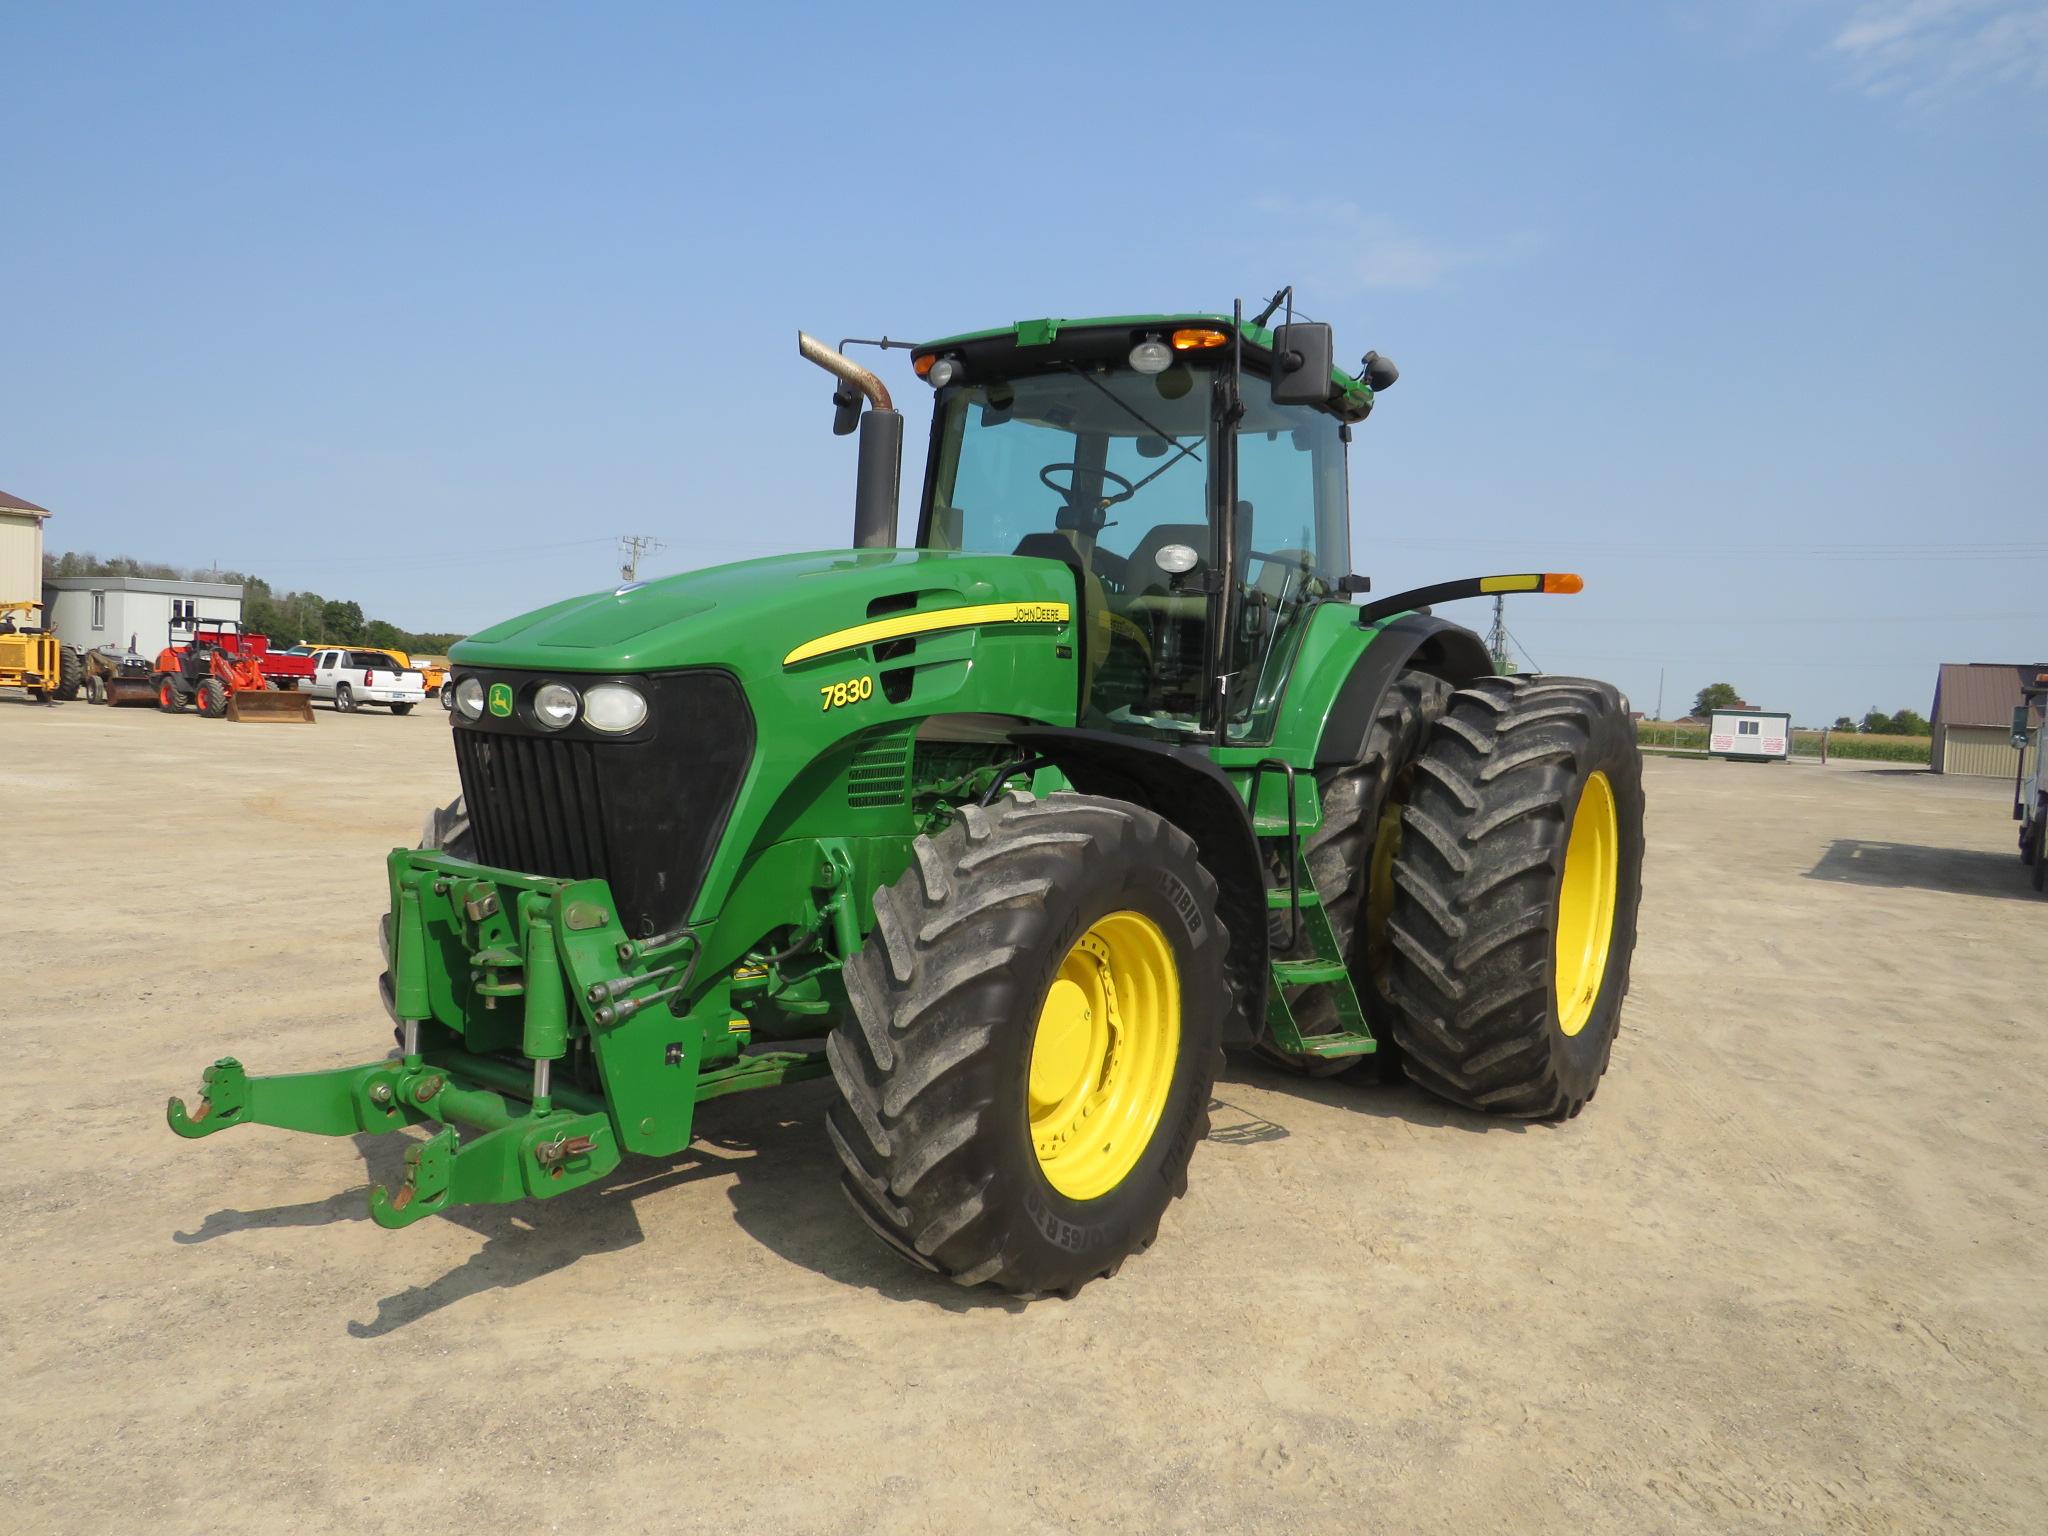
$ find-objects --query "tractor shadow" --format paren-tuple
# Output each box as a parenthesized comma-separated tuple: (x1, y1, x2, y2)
(170, 1048, 1531, 1335)
(1806, 839, 2039, 902)
(171, 1080, 1016, 1334)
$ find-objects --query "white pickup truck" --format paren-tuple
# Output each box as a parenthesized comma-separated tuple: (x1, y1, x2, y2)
(310, 648, 426, 714)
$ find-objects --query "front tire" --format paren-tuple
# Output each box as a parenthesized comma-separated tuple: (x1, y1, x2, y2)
(390, 701, 414, 716)
(197, 677, 229, 717)
(1386, 675, 1645, 1118)
(828, 790, 1228, 1297)
(55, 646, 82, 701)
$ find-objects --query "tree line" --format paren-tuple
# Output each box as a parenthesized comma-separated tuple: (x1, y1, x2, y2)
(1690, 682, 1929, 736)
(42, 551, 464, 655)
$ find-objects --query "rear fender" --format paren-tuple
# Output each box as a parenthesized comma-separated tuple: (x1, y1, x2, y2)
(1315, 614, 1493, 767)
(1009, 727, 1267, 1044)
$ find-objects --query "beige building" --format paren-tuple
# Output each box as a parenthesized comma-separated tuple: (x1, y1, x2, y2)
(1930, 663, 2048, 777)
(1, 490, 51, 612)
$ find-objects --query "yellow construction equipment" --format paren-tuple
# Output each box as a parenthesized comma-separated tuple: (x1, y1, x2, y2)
(0, 600, 81, 704)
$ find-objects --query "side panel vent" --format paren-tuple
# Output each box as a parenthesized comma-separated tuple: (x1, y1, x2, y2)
(846, 728, 914, 808)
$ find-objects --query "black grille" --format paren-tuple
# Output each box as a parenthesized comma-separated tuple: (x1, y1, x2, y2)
(454, 732, 612, 882)
(448, 667, 754, 937)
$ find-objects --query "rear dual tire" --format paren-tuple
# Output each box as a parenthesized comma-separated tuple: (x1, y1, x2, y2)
(828, 791, 1227, 1298)
(1385, 675, 1645, 1118)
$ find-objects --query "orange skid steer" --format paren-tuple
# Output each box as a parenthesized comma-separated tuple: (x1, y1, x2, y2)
(154, 618, 313, 723)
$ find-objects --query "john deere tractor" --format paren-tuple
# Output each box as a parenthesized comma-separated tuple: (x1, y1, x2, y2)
(170, 300, 1645, 1296)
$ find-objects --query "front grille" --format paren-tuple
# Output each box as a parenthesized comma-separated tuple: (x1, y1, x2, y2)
(447, 667, 755, 937)
(454, 732, 612, 883)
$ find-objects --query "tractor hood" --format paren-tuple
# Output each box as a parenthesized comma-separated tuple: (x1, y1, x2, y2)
(451, 547, 1083, 677)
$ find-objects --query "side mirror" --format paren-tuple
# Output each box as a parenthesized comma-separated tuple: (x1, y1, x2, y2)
(831, 383, 862, 437)
(2014, 704, 2030, 749)
(1269, 322, 1334, 406)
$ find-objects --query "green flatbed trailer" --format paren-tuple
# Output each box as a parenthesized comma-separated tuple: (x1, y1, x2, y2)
(171, 303, 1646, 1294)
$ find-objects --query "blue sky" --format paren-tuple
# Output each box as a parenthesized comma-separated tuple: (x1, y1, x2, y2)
(4, 1, 2043, 723)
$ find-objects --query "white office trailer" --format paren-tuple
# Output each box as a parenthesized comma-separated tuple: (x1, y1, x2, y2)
(1708, 708, 1791, 762)
(43, 576, 244, 655)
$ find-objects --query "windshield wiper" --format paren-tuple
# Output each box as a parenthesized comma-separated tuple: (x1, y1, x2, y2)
(1059, 364, 1205, 496)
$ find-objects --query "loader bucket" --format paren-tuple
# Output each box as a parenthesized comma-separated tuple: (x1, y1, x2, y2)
(105, 676, 160, 707)
(226, 688, 316, 724)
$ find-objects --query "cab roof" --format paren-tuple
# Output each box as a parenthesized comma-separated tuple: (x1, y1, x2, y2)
(913, 313, 1377, 423)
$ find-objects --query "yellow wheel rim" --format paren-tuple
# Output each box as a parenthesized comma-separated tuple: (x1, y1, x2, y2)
(1554, 770, 1620, 1038)
(1028, 910, 1180, 1201)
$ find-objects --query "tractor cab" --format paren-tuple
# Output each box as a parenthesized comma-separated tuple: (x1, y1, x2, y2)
(905, 316, 1375, 745)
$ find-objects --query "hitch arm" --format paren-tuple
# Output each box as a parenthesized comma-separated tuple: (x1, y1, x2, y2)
(167, 1057, 409, 1139)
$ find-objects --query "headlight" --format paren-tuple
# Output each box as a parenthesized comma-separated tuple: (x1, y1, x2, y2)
(1128, 337, 1172, 375)
(534, 682, 579, 730)
(454, 676, 485, 719)
(926, 355, 961, 389)
(582, 683, 648, 734)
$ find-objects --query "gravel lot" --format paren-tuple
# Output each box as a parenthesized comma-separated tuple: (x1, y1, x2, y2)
(6, 700, 2044, 1534)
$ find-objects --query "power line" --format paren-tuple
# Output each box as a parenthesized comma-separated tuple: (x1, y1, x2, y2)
(1486, 594, 1511, 672)
(617, 534, 666, 583)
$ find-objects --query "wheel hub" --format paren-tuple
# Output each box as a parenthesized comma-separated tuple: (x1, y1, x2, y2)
(1554, 770, 1620, 1037)
(1027, 912, 1179, 1201)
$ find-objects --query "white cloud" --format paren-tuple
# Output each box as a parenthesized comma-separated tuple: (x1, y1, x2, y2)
(1251, 197, 1541, 294)
(1827, 0, 2048, 102)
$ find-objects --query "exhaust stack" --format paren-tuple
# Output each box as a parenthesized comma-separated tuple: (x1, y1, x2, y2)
(798, 332, 902, 550)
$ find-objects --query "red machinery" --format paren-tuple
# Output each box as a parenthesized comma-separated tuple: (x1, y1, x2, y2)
(191, 623, 316, 690)
(153, 618, 313, 722)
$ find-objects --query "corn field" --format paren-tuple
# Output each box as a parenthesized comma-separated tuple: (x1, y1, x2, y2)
(1634, 722, 1931, 765)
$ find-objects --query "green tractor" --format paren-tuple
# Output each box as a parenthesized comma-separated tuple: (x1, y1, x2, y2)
(170, 299, 1645, 1296)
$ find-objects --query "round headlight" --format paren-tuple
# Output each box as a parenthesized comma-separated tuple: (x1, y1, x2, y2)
(582, 683, 648, 734)
(454, 676, 485, 720)
(1128, 337, 1172, 375)
(926, 355, 961, 389)
(534, 682, 579, 730)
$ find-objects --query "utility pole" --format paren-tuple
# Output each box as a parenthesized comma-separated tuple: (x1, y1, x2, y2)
(1654, 667, 1665, 722)
(1486, 595, 1513, 675)
(617, 534, 665, 583)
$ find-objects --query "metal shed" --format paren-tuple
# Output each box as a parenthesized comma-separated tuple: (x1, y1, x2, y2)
(1709, 708, 1791, 761)
(0, 490, 51, 606)
(1930, 663, 2048, 777)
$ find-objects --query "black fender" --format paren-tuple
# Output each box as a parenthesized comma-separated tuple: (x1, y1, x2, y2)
(1010, 727, 1267, 1045)
(1314, 613, 1495, 768)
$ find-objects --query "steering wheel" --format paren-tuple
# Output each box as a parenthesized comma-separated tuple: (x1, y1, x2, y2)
(1039, 462, 1136, 509)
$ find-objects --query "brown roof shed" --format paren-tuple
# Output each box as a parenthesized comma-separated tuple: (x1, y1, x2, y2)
(0, 490, 51, 517)
(1930, 664, 2048, 729)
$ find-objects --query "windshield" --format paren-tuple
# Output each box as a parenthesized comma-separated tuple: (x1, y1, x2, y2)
(922, 361, 1350, 740)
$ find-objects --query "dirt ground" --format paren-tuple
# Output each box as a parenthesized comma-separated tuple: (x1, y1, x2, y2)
(5, 698, 2044, 1535)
